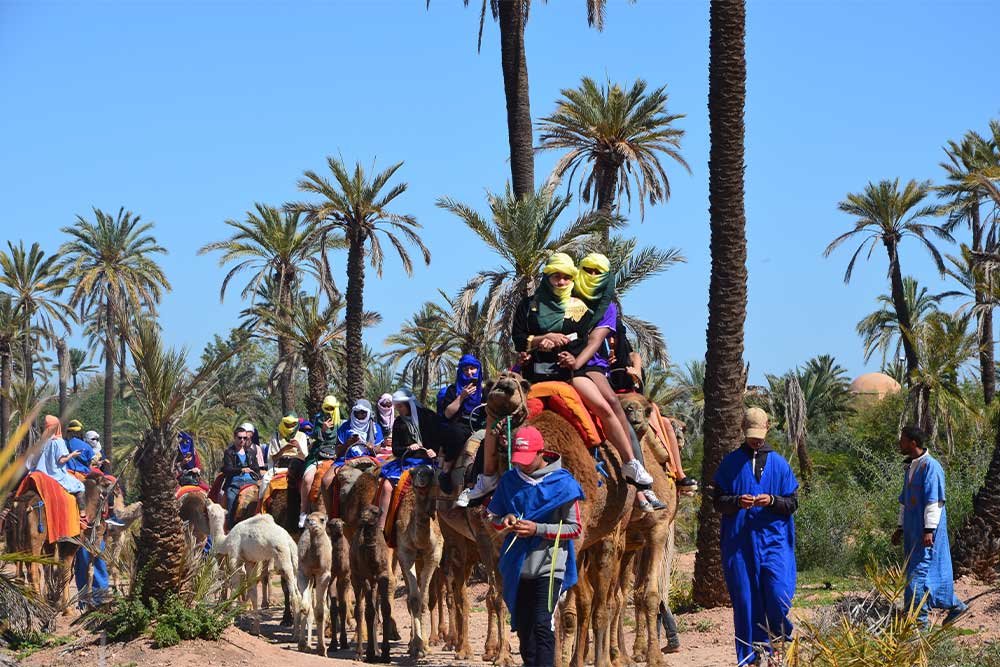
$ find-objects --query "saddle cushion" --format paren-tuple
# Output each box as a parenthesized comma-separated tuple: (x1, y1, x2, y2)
(383, 468, 414, 549)
(175, 485, 205, 500)
(259, 472, 287, 514)
(207, 473, 225, 505)
(526, 382, 604, 447)
(309, 459, 336, 504)
(16, 472, 81, 544)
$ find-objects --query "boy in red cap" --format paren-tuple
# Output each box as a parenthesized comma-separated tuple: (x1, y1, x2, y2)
(487, 425, 584, 667)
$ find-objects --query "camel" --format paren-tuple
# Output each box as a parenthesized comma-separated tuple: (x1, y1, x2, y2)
(611, 392, 679, 666)
(295, 511, 332, 656)
(178, 491, 211, 553)
(102, 500, 142, 589)
(7, 471, 114, 611)
(439, 371, 635, 667)
(206, 502, 301, 636)
(388, 464, 443, 658)
(327, 517, 351, 653)
(350, 505, 393, 663)
(322, 458, 382, 541)
(427, 565, 453, 649)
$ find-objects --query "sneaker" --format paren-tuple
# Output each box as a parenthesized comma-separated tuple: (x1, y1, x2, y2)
(105, 516, 126, 528)
(943, 601, 969, 627)
(642, 489, 668, 511)
(297, 512, 307, 529)
(677, 476, 699, 490)
(622, 459, 654, 487)
(455, 474, 498, 508)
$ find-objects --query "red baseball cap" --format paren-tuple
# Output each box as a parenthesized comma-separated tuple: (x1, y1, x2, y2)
(511, 426, 544, 465)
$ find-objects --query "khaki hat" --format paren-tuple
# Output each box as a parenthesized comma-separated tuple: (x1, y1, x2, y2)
(743, 408, 769, 440)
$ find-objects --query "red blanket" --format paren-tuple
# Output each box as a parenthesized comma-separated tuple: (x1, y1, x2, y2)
(308, 460, 336, 504)
(16, 472, 81, 544)
(176, 485, 206, 500)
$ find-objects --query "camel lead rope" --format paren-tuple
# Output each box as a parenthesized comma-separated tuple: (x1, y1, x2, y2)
(507, 417, 513, 470)
(548, 519, 562, 613)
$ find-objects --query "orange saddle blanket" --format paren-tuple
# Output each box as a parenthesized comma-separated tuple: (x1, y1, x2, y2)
(176, 485, 205, 500)
(526, 381, 604, 447)
(16, 472, 81, 544)
(260, 472, 288, 514)
(308, 460, 336, 504)
(382, 468, 414, 549)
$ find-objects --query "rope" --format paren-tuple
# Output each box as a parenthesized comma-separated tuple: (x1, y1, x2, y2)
(548, 519, 563, 612)
(506, 417, 513, 470)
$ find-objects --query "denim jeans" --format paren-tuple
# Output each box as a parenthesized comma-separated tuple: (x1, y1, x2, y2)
(515, 576, 562, 667)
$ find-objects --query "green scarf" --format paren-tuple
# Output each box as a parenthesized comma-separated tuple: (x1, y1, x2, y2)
(536, 278, 573, 333)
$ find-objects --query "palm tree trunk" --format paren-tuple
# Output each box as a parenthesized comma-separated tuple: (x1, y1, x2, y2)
(104, 296, 115, 466)
(693, 0, 747, 610)
(56, 338, 68, 417)
(497, 0, 534, 199)
(344, 233, 366, 406)
(135, 426, 186, 604)
(595, 164, 619, 246)
(277, 273, 296, 415)
(0, 346, 10, 445)
(971, 204, 996, 404)
(21, 338, 33, 394)
(884, 240, 930, 429)
(118, 337, 126, 400)
(72, 368, 78, 394)
(305, 351, 327, 419)
(953, 416, 1000, 576)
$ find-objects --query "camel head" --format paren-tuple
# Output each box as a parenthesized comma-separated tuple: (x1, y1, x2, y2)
(409, 465, 436, 493)
(619, 393, 655, 439)
(206, 501, 227, 543)
(487, 371, 531, 420)
(305, 511, 328, 535)
(83, 471, 115, 523)
(358, 504, 381, 528)
(327, 517, 345, 541)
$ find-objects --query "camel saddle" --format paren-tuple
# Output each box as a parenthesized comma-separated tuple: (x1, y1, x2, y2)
(382, 468, 414, 549)
(329, 456, 381, 519)
(15, 472, 81, 544)
(525, 382, 604, 448)
(259, 472, 288, 514)
(308, 459, 336, 504)
(176, 485, 205, 500)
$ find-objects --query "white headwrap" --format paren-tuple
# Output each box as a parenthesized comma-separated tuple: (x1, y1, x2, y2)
(84, 430, 102, 454)
(391, 388, 420, 435)
(346, 399, 376, 442)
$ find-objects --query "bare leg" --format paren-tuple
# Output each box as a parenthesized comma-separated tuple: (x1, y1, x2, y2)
(572, 376, 635, 465)
(377, 479, 392, 531)
(300, 467, 316, 514)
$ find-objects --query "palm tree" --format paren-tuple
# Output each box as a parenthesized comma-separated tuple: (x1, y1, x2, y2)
(59, 207, 170, 465)
(122, 316, 232, 604)
(693, 0, 749, 609)
(453, 0, 617, 198)
(292, 157, 429, 405)
(767, 355, 853, 430)
(0, 241, 75, 400)
(68, 347, 97, 394)
(825, 179, 951, 431)
(254, 291, 381, 417)
(939, 128, 1000, 404)
(199, 204, 329, 414)
(0, 294, 28, 444)
(856, 276, 943, 368)
(537, 76, 689, 229)
(383, 303, 459, 404)
(438, 184, 612, 341)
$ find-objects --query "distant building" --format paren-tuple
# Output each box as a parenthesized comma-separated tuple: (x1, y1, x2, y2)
(849, 372, 901, 400)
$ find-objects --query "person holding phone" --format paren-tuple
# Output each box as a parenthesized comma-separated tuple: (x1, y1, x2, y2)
(712, 408, 798, 666)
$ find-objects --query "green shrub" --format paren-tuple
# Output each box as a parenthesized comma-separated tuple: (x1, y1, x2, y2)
(95, 596, 154, 642)
(151, 622, 181, 649)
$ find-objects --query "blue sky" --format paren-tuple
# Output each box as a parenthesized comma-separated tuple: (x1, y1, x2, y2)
(2, 0, 998, 384)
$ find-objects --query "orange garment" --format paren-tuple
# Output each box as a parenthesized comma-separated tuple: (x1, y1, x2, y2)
(383, 468, 413, 549)
(526, 381, 604, 447)
(16, 472, 81, 544)
(309, 460, 336, 504)
(176, 485, 205, 500)
(260, 472, 288, 514)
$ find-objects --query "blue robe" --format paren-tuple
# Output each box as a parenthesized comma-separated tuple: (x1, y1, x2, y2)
(900, 452, 961, 620)
(487, 467, 584, 628)
(714, 447, 798, 666)
(66, 436, 95, 475)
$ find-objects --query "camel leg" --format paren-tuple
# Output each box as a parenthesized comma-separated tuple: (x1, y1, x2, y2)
(315, 573, 330, 657)
(428, 568, 440, 646)
(246, 565, 261, 636)
(448, 546, 473, 660)
(296, 576, 312, 651)
(558, 586, 578, 667)
(483, 572, 500, 662)
(591, 536, 624, 667)
(412, 554, 437, 658)
(569, 560, 594, 667)
(278, 565, 295, 626)
(260, 559, 272, 609)
(378, 575, 392, 663)
(490, 574, 514, 667)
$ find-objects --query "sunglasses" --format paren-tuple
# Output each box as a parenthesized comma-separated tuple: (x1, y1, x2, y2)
(236, 436, 250, 441)
(353, 411, 369, 418)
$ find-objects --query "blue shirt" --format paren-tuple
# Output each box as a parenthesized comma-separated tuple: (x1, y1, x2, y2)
(66, 436, 94, 474)
(228, 451, 255, 487)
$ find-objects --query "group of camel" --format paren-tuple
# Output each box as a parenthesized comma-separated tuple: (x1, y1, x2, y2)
(4, 372, 681, 667)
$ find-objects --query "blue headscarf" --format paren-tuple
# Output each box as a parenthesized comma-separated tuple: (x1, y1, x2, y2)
(455, 354, 483, 415)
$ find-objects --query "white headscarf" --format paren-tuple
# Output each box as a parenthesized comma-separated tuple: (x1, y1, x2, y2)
(391, 388, 420, 435)
(346, 399, 376, 442)
(84, 430, 102, 455)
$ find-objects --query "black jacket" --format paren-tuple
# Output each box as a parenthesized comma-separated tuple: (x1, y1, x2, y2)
(221, 443, 265, 483)
(391, 406, 442, 459)
(511, 295, 591, 382)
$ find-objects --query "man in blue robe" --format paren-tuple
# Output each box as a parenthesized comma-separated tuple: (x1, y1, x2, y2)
(892, 425, 968, 628)
(713, 407, 798, 666)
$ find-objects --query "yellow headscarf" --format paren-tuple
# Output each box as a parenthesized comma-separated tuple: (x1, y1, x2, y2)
(321, 395, 342, 424)
(542, 253, 577, 304)
(575, 253, 611, 302)
(278, 414, 299, 440)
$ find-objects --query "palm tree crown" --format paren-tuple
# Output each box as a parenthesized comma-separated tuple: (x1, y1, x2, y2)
(856, 276, 942, 366)
(538, 76, 689, 220)
(0, 241, 75, 337)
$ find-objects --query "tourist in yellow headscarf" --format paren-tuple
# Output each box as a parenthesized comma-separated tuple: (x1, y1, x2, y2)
(267, 413, 310, 531)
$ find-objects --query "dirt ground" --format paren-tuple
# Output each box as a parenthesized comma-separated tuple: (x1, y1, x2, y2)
(14, 551, 999, 667)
